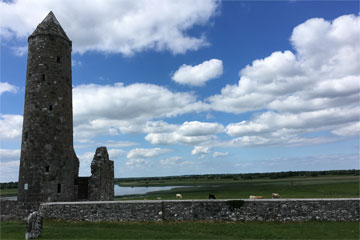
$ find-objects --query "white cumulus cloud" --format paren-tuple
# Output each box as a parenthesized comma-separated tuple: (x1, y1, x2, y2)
(331, 122, 360, 137)
(172, 59, 223, 86)
(125, 148, 172, 167)
(208, 14, 360, 114)
(0, 149, 20, 182)
(225, 107, 359, 137)
(127, 148, 171, 160)
(73, 83, 208, 140)
(0, 114, 23, 140)
(178, 121, 224, 136)
(145, 121, 223, 146)
(11, 46, 27, 56)
(108, 149, 126, 159)
(191, 146, 211, 155)
(0, 0, 220, 55)
(0, 82, 18, 95)
(0, 160, 19, 182)
(143, 121, 178, 134)
(78, 151, 103, 176)
(208, 14, 360, 146)
(0, 149, 20, 162)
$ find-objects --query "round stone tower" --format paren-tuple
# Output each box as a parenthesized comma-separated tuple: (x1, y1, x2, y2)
(18, 12, 79, 202)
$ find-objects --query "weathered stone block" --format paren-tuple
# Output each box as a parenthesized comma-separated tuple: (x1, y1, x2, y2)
(26, 211, 43, 239)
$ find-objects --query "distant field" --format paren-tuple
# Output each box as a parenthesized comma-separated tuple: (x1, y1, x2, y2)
(0, 188, 17, 197)
(1, 175, 359, 199)
(116, 175, 359, 186)
(115, 175, 360, 200)
(1, 220, 359, 240)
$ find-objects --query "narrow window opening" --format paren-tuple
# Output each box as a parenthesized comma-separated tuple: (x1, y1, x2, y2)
(48, 105, 53, 111)
(45, 166, 49, 172)
(56, 56, 61, 63)
(24, 132, 28, 141)
(42, 74, 46, 81)
(24, 183, 28, 190)
(57, 184, 61, 193)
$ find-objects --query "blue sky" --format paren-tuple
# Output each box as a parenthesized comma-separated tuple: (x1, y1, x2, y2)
(1, 0, 359, 182)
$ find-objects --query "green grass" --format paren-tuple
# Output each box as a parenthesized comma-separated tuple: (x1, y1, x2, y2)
(116, 175, 358, 186)
(117, 175, 359, 186)
(1, 175, 359, 239)
(1, 220, 359, 240)
(116, 175, 360, 200)
(1, 175, 359, 200)
(0, 188, 17, 197)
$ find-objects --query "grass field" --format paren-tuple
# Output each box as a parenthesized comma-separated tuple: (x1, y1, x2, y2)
(1, 220, 359, 240)
(1, 174, 359, 239)
(116, 175, 359, 187)
(0, 188, 17, 197)
(115, 175, 360, 200)
(1, 175, 359, 200)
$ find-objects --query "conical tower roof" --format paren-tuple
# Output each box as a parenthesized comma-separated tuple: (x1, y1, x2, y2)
(29, 11, 70, 41)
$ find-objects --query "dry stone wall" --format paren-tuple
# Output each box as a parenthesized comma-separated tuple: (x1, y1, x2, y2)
(0, 201, 40, 221)
(2, 199, 358, 222)
(38, 199, 359, 222)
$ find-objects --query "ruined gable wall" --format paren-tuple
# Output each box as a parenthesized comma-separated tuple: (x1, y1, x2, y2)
(88, 147, 114, 201)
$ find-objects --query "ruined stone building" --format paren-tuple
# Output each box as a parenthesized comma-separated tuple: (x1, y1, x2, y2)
(18, 12, 114, 203)
(88, 147, 114, 201)
(77, 147, 114, 201)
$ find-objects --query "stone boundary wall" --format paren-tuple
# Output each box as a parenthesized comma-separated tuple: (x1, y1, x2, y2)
(0, 200, 40, 221)
(37, 199, 360, 222)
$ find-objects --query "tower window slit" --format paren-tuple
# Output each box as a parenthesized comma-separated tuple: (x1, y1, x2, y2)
(45, 166, 49, 172)
(57, 56, 61, 63)
(42, 74, 46, 81)
(49, 105, 53, 111)
(24, 132, 28, 141)
(57, 184, 61, 193)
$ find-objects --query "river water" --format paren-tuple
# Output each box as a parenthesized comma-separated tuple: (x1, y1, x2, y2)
(0, 185, 187, 200)
(115, 185, 187, 196)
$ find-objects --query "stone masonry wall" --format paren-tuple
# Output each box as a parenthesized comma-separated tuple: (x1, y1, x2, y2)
(38, 199, 359, 222)
(18, 12, 79, 203)
(0, 200, 40, 221)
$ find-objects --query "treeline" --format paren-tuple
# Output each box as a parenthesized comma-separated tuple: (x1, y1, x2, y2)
(0, 182, 18, 189)
(244, 169, 360, 179)
(115, 169, 359, 182)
